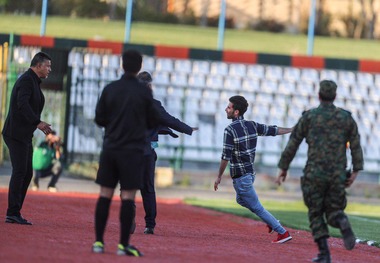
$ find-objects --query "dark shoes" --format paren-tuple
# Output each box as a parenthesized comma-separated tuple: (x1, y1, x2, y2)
(5, 215, 32, 225)
(144, 227, 154, 235)
(337, 216, 356, 250)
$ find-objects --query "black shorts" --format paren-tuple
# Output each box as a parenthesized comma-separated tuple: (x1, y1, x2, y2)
(96, 149, 144, 190)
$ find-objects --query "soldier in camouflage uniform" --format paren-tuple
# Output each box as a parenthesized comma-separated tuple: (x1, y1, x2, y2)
(276, 80, 364, 263)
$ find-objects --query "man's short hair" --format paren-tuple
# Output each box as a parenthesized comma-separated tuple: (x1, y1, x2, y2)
(30, 52, 51, 67)
(229, 95, 248, 116)
(319, 80, 337, 102)
(122, 50, 142, 74)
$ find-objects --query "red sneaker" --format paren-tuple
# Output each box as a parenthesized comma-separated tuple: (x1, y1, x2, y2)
(272, 231, 292, 244)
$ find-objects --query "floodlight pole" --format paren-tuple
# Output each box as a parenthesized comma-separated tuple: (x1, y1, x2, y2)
(124, 0, 133, 43)
(307, 0, 317, 56)
(217, 0, 227, 50)
(40, 0, 48, 36)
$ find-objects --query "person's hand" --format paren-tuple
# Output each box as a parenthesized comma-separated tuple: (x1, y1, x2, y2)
(214, 176, 221, 191)
(192, 127, 199, 131)
(345, 171, 358, 188)
(37, 121, 52, 135)
(275, 169, 288, 186)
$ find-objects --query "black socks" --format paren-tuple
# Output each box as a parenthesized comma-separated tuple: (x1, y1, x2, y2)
(120, 199, 135, 246)
(95, 196, 111, 243)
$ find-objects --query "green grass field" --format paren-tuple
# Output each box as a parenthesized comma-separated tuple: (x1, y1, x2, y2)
(185, 198, 380, 247)
(1, 14, 380, 60)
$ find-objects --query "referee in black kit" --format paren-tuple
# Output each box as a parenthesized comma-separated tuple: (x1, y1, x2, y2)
(92, 50, 159, 257)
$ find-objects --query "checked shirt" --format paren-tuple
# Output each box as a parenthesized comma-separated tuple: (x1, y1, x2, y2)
(221, 116, 278, 179)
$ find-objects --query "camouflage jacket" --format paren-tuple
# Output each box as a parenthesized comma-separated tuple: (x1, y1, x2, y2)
(278, 102, 364, 171)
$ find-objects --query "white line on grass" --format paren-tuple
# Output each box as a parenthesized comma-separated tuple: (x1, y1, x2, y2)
(349, 215, 380, 223)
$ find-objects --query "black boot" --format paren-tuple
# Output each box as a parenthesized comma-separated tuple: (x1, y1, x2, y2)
(337, 216, 356, 250)
(312, 237, 331, 263)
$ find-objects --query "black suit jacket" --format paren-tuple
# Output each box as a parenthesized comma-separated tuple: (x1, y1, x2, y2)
(2, 68, 45, 143)
(144, 99, 193, 154)
(95, 74, 160, 151)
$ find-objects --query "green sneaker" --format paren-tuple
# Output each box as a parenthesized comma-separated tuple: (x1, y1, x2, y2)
(92, 241, 104, 253)
(117, 244, 143, 257)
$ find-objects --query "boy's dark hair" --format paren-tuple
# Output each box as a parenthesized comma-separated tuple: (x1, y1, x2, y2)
(122, 50, 142, 74)
(30, 52, 52, 67)
(229, 95, 248, 116)
(137, 71, 153, 83)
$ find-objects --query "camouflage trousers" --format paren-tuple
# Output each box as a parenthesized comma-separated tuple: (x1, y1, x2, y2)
(301, 167, 348, 241)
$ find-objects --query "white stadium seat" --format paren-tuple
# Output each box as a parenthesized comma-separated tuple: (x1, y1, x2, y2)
(192, 60, 210, 74)
(246, 64, 265, 79)
(156, 58, 174, 72)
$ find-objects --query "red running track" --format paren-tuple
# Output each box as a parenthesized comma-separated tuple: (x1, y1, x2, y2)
(0, 189, 378, 263)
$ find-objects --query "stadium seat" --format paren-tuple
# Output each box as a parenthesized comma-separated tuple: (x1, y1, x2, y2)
(188, 73, 206, 88)
(156, 58, 174, 72)
(100, 68, 117, 81)
(356, 72, 374, 86)
(224, 76, 242, 91)
(103, 54, 121, 69)
(296, 82, 315, 97)
(336, 82, 351, 99)
(84, 53, 102, 68)
(320, 69, 338, 82)
(174, 59, 192, 73)
(374, 74, 380, 87)
(261, 79, 278, 94)
(278, 80, 296, 95)
(164, 96, 183, 113)
(241, 78, 260, 92)
(300, 68, 319, 83)
(192, 60, 210, 74)
(82, 67, 99, 80)
(153, 71, 170, 85)
(142, 56, 155, 72)
(210, 61, 229, 76)
(351, 83, 369, 101)
(246, 64, 265, 79)
(170, 72, 188, 87)
(167, 86, 185, 98)
(153, 85, 167, 98)
(368, 86, 380, 102)
(199, 98, 218, 114)
(202, 89, 220, 100)
(229, 63, 247, 77)
(68, 51, 84, 67)
(265, 65, 283, 81)
(219, 90, 237, 101)
(183, 111, 199, 124)
(185, 88, 203, 99)
(338, 70, 356, 86)
(206, 75, 224, 89)
(283, 67, 301, 82)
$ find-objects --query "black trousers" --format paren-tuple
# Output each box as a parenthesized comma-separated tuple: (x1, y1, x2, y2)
(33, 160, 63, 188)
(3, 135, 33, 217)
(141, 150, 157, 228)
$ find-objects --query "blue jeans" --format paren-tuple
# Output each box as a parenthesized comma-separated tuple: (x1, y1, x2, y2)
(233, 173, 286, 234)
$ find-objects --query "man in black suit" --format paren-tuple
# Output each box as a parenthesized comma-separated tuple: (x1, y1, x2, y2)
(92, 50, 159, 257)
(137, 71, 198, 235)
(2, 51, 53, 225)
